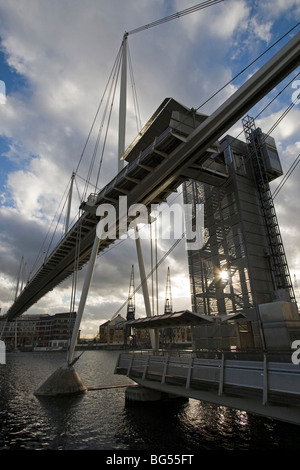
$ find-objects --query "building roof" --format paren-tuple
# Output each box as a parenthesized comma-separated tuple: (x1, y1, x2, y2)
(99, 315, 127, 329)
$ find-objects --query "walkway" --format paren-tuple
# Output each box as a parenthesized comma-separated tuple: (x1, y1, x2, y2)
(115, 350, 300, 425)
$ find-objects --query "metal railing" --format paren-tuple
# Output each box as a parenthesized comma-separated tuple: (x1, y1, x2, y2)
(115, 350, 300, 407)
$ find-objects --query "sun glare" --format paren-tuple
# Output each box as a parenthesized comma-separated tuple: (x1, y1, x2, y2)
(220, 270, 229, 282)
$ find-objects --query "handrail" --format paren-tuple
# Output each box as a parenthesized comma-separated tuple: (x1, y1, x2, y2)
(116, 351, 300, 404)
(122, 347, 295, 362)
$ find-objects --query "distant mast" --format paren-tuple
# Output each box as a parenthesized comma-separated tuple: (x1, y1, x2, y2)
(164, 267, 173, 314)
(127, 264, 135, 321)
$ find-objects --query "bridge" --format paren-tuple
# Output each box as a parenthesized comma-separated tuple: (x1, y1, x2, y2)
(4, 31, 300, 325)
(1, 22, 300, 425)
(115, 349, 300, 426)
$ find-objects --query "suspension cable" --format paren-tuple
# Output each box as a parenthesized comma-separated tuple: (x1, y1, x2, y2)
(273, 154, 300, 199)
(126, 0, 224, 36)
(74, 42, 123, 177)
(80, 46, 123, 202)
(94, 54, 123, 193)
(29, 175, 73, 277)
(128, 42, 142, 133)
(195, 22, 300, 113)
(29, 46, 124, 278)
(111, 234, 184, 319)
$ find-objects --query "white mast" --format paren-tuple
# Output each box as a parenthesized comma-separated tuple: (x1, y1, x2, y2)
(118, 33, 128, 173)
(118, 34, 157, 348)
(65, 172, 75, 235)
(67, 235, 101, 365)
(14, 256, 24, 351)
(15, 255, 24, 301)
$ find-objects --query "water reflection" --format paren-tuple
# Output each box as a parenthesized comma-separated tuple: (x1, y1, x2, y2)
(116, 396, 300, 451)
(116, 398, 190, 451)
(35, 395, 85, 449)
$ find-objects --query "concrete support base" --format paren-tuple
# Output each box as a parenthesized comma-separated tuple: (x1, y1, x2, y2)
(125, 385, 188, 405)
(125, 385, 163, 403)
(34, 364, 87, 397)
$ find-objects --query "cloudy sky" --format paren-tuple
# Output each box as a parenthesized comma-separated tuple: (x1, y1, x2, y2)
(0, 0, 300, 337)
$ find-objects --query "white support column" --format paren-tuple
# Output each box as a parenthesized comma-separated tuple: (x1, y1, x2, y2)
(161, 354, 169, 384)
(135, 230, 151, 317)
(263, 353, 268, 405)
(15, 256, 24, 300)
(218, 353, 225, 396)
(142, 356, 150, 380)
(67, 234, 101, 365)
(65, 172, 75, 235)
(186, 357, 193, 389)
(135, 227, 158, 349)
(118, 33, 128, 173)
(0, 317, 7, 340)
(14, 320, 18, 350)
(117, 33, 156, 349)
(127, 354, 134, 377)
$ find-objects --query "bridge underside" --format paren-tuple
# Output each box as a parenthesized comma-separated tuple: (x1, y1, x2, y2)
(131, 377, 300, 426)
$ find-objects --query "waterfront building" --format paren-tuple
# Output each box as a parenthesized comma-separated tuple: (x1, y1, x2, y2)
(0, 312, 76, 350)
(98, 314, 191, 348)
(98, 315, 127, 346)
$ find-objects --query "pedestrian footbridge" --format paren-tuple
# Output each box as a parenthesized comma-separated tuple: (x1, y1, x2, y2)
(4, 31, 300, 322)
(115, 350, 300, 426)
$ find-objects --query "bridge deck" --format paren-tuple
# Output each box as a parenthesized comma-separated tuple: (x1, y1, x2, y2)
(115, 351, 300, 425)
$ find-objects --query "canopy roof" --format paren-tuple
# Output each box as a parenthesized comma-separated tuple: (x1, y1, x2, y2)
(127, 310, 247, 329)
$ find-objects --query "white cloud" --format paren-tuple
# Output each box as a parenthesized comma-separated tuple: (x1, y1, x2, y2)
(210, 0, 250, 40)
(249, 16, 272, 43)
(257, 107, 300, 144)
(261, 0, 300, 18)
(173, 0, 249, 41)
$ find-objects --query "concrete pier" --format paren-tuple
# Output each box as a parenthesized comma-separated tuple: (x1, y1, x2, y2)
(34, 364, 87, 397)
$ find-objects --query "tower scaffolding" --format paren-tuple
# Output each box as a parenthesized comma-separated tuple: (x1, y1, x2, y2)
(242, 115, 296, 303)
